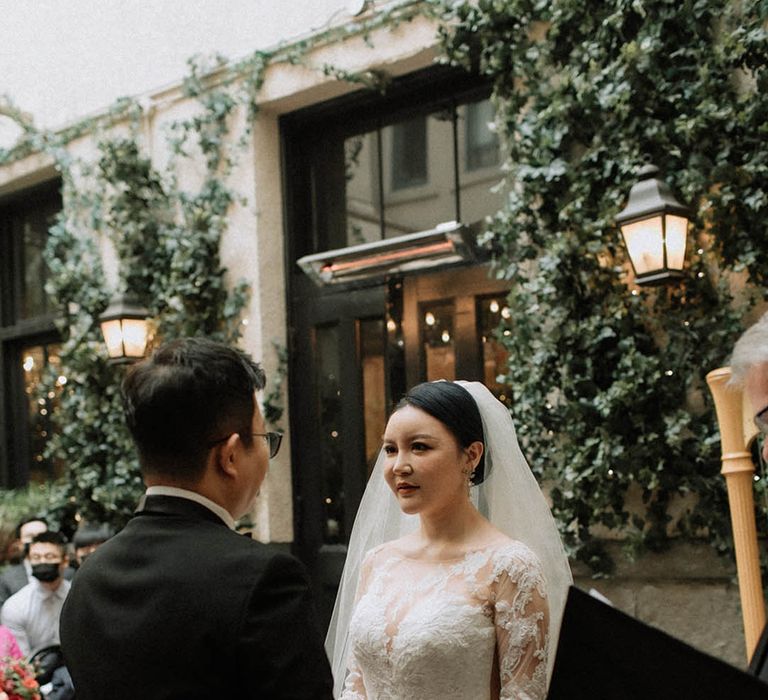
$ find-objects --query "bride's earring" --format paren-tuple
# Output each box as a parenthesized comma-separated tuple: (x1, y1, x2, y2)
(461, 467, 474, 496)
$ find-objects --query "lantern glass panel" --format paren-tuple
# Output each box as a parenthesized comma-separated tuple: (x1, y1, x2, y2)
(664, 214, 688, 270)
(100, 319, 125, 359)
(621, 215, 664, 275)
(122, 319, 149, 358)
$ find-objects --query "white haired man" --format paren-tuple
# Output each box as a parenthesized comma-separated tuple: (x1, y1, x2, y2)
(728, 310, 768, 680)
(730, 311, 768, 464)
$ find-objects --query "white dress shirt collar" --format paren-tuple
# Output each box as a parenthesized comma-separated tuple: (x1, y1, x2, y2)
(31, 577, 70, 602)
(145, 485, 236, 530)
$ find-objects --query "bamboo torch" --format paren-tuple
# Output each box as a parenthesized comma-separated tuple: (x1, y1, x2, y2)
(706, 366, 765, 660)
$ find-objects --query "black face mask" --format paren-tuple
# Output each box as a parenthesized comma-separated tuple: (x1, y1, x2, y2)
(31, 563, 61, 583)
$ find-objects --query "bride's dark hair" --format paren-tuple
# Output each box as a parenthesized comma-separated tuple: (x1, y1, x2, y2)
(395, 381, 487, 484)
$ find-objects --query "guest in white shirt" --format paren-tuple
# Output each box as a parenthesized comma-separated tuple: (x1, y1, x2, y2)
(1, 531, 70, 656)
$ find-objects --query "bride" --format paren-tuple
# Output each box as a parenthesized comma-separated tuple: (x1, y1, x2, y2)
(326, 380, 572, 699)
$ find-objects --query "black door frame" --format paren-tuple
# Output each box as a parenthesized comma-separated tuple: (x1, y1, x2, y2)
(288, 273, 391, 624)
(280, 66, 497, 622)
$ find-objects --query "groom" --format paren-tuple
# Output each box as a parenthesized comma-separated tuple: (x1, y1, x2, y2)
(60, 338, 333, 699)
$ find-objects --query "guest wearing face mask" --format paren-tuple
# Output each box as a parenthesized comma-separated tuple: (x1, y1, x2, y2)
(0, 517, 48, 609)
(0, 531, 70, 656)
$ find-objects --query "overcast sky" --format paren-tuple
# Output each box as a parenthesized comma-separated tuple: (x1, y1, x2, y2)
(0, 0, 364, 147)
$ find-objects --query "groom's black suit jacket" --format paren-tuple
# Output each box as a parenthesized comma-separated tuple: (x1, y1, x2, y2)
(59, 495, 333, 699)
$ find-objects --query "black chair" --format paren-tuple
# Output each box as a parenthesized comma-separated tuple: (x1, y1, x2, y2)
(547, 586, 768, 700)
(29, 644, 65, 685)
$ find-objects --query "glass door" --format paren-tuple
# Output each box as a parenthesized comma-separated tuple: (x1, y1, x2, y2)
(289, 275, 404, 625)
(402, 265, 511, 392)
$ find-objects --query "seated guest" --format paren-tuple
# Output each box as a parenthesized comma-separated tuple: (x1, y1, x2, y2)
(0, 517, 48, 609)
(64, 521, 114, 578)
(1, 531, 69, 656)
(47, 665, 75, 700)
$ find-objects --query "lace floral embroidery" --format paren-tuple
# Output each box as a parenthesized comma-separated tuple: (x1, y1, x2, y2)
(340, 540, 549, 700)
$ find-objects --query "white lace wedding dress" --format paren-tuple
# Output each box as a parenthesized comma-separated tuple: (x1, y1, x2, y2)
(340, 538, 549, 700)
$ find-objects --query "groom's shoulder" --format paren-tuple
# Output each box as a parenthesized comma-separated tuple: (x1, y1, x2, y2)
(224, 533, 307, 574)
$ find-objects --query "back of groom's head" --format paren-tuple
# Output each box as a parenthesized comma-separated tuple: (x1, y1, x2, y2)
(122, 337, 265, 481)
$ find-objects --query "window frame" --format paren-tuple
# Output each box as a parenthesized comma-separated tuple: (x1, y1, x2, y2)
(280, 66, 493, 262)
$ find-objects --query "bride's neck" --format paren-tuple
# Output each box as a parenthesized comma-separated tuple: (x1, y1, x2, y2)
(418, 499, 484, 548)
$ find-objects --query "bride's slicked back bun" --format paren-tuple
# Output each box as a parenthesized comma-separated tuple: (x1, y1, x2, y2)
(395, 380, 487, 484)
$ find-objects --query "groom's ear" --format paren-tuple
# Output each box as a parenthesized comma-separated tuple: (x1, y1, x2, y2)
(214, 433, 240, 478)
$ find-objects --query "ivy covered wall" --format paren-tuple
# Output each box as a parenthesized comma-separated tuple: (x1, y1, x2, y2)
(432, 0, 768, 572)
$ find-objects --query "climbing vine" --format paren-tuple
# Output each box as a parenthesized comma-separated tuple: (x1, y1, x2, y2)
(431, 0, 768, 571)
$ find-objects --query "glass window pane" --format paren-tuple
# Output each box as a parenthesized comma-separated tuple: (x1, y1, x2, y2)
(20, 209, 53, 320)
(664, 214, 688, 270)
(382, 108, 457, 239)
(359, 318, 386, 475)
(23, 342, 64, 482)
(477, 295, 512, 408)
(421, 301, 455, 382)
(315, 324, 345, 544)
(390, 116, 427, 191)
(465, 98, 499, 171)
(345, 130, 383, 246)
(621, 216, 665, 275)
(457, 98, 506, 227)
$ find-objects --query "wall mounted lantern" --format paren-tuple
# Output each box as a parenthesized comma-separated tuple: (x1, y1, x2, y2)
(297, 221, 484, 287)
(98, 295, 151, 363)
(616, 164, 691, 285)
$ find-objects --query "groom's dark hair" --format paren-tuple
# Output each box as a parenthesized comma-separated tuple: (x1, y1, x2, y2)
(122, 337, 265, 481)
(396, 381, 487, 484)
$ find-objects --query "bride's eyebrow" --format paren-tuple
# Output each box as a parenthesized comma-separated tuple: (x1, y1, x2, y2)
(381, 433, 437, 442)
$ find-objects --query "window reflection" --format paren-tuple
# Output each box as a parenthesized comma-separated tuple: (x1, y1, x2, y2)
(421, 301, 455, 381)
(464, 99, 499, 171)
(382, 109, 455, 239)
(390, 116, 427, 190)
(20, 208, 55, 320)
(457, 97, 506, 228)
(477, 295, 512, 407)
(333, 96, 505, 251)
(22, 343, 64, 481)
(316, 325, 345, 544)
(345, 130, 383, 246)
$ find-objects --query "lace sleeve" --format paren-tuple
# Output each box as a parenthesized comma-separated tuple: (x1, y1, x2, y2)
(492, 545, 549, 700)
(339, 662, 366, 700)
(338, 548, 378, 699)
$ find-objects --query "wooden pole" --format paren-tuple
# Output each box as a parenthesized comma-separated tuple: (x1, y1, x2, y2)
(706, 366, 766, 661)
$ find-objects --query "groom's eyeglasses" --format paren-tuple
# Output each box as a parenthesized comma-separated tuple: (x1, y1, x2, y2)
(253, 432, 283, 459)
(208, 431, 283, 459)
